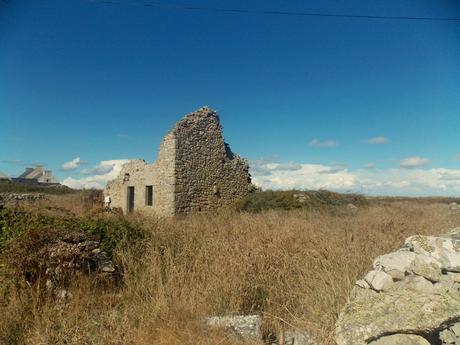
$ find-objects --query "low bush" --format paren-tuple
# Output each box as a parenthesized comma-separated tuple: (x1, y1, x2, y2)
(233, 189, 368, 212)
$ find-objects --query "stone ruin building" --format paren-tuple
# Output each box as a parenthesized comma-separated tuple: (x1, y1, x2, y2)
(104, 107, 252, 216)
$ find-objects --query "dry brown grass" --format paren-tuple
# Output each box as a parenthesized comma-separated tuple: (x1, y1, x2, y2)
(1, 195, 460, 345)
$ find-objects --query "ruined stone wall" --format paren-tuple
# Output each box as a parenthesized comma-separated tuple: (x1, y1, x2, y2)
(104, 107, 251, 216)
(105, 159, 147, 214)
(104, 132, 176, 216)
(172, 107, 251, 213)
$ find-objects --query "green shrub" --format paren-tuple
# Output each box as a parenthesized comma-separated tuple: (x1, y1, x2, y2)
(0, 207, 144, 257)
(233, 189, 368, 212)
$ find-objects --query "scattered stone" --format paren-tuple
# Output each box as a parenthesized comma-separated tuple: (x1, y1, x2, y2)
(205, 315, 262, 342)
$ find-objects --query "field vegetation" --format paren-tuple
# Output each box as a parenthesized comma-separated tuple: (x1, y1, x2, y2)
(0, 180, 74, 195)
(1, 190, 460, 345)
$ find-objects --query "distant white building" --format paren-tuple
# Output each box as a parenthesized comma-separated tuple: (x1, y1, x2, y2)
(13, 166, 58, 185)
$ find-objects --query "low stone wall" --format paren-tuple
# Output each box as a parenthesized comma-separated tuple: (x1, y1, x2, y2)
(336, 228, 460, 345)
(0, 193, 46, 203)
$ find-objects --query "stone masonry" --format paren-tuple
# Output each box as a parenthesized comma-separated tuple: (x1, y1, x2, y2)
(104, 107, 252, 216)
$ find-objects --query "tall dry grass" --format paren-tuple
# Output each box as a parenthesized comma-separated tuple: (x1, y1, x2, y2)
(1, 196, 460, 345)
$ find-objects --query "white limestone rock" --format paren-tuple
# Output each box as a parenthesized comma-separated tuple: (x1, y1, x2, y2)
(364, 270, 394, 291)
(336, 229, 460, 345)
(369, 334, 430, 345)
(405, 235, 460, 272)
(410, 255, 442, 282)
(205, 315, 262, 342)
(373, 250, 416, 280)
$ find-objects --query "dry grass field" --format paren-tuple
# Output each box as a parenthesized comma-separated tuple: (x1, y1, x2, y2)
(1, 192, 460, 345)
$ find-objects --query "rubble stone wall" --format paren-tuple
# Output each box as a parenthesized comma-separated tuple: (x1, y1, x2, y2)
(173, 108, 251, 213)
(104, 107, 251, 216)
(336, 228, 460, 345)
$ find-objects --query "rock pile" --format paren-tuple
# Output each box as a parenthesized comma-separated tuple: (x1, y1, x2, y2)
(336, 228, 460, 345)
(7, 229, 116, 291)
(41, 233, 116, 290)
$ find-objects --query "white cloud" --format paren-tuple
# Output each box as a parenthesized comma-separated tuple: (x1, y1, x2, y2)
(61, 157, 83, 171)
(367, 136, 389, 145)
(399, 156, 430, 169)
(309, 139, 338, 148)
(251, 162, 357, 191)
(250, 159, 460, 196)
(62, 159, 130, 189)
(365, 163, 376, 169)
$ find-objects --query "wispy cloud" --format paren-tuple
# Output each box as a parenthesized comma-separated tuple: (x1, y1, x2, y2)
(62, 159, 130, 189)
(251, 162, 356, 191)
(1, 159, 24, 166)
(364, 163, 376, 169)
(61, 157, 84, 171)
(455, 154, 460, 161)
(116, 134, 129, 139)
(309, 138, 338, 148)
(367, 136, 389, 145)
(399, 156, 430, 169)
(271, 162, 302, 171)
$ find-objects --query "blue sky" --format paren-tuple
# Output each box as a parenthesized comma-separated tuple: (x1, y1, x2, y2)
(1, 0, 460, 195)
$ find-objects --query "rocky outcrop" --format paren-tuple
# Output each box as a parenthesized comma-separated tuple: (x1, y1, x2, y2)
(336, 228, 460, 345)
